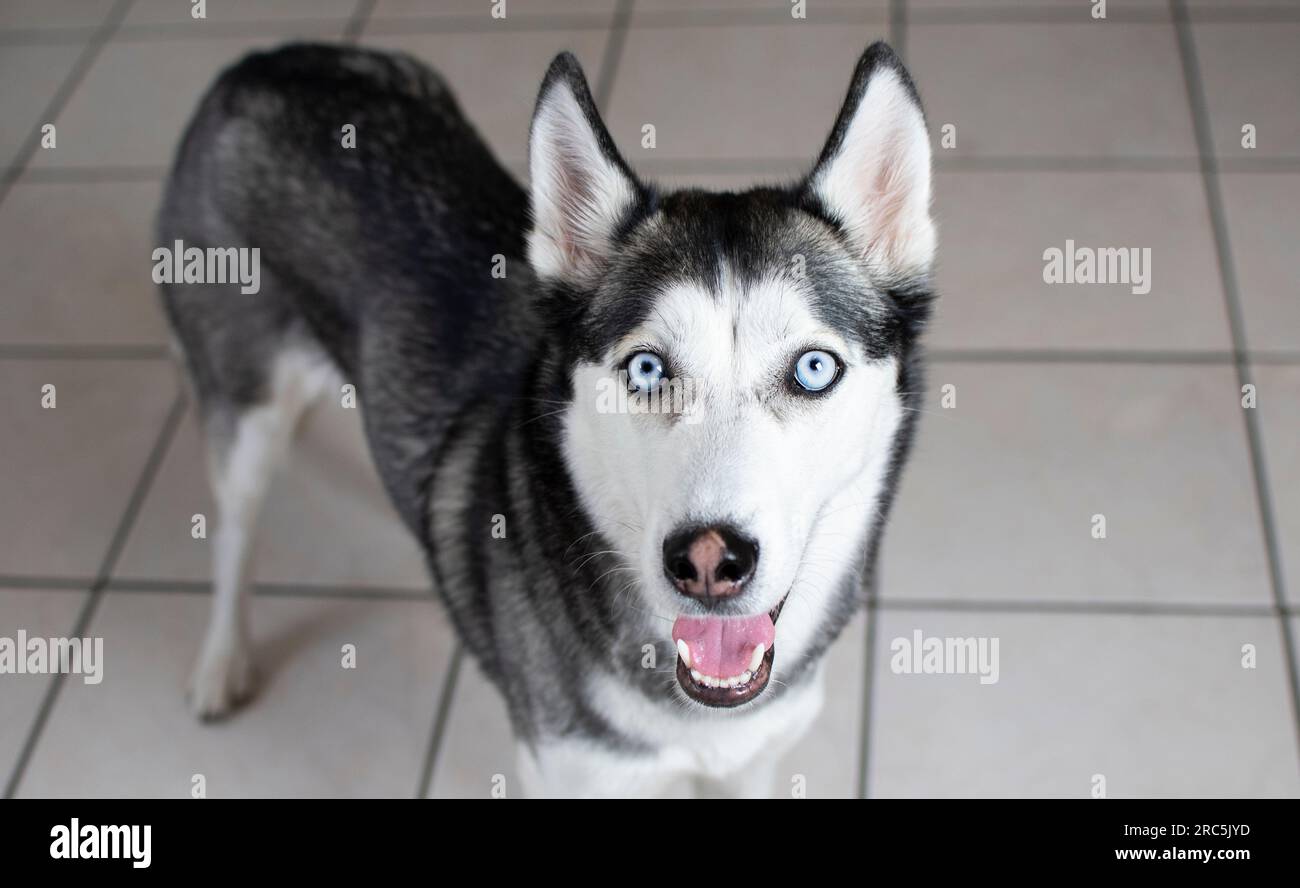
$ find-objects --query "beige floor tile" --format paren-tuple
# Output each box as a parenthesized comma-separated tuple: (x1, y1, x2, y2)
(126, 0, 359, 25)
(0, 180, 168, 345)
(1194, 22, 1300, 160)
(0, 1, 108, 30)
(1219, 174, 1300, 352)
(113, 391, 430, 589)
(29, 32, 345, 170)
(882, 363, 1272, 605)
(1255, 367, 1300, 606)
(427, 653, 518, 798)
(868, 610, 1300, 797)
(0, 361, 178, 579)
(364, 28, 610, 166)
(927, 170, 1231, 351)
(0, 44, 86, 169)
(15, 589, 455, 797)
(0, 588, 90, 784)
(909, 22, 1197, 159)
(607, 24, 886, 162)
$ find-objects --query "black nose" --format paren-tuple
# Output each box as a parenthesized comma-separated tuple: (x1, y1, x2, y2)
(662, 525, 759, 601)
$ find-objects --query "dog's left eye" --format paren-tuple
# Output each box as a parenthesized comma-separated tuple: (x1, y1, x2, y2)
(626, 351, 666, 393)
(793, 350, 839, 392)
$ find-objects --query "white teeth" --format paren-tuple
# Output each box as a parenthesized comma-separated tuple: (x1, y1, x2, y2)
(679, 641, 769, 689)
(686, 668, 757, 689)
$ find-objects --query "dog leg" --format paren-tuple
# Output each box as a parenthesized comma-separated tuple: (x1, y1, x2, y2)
(190, 352, 329, 719)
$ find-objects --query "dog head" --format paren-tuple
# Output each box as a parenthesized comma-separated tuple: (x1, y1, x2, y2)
(527, 44, 934, 708)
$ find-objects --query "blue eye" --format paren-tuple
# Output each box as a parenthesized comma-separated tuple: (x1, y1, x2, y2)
(627, 351, 666, 393)
(793, 350, 839, 392)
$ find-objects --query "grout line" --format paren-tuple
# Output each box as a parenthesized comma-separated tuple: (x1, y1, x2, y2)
(878, 597, 1279, 619)
(7, 157, 1299, 187)
(1217, 157, 1300, 173)
(102, 577, 432, 602)
(0, 26, 99, 47)
(908, 6, 1170, 24)
(938, 156, 1200, 173)
(593, 0, 635, 113)
(927, 348, 1239, 365)
(0, 0, 134, 212)
(582, 6, 887, 30)
(0, 344, 170, 360)
(1172, 0, 1300, 767)
(0, 575, 98, 591)
(1251, 351, 1300, 365)
(2, 389, 186, 800)
(5, 164, 169, 184)
(13, 571, 1293, 616)
(353, 12, 616, 37)
(107, 19, 353, 43)
(415, 645, 465, 799)
(344, 0, 377, 43)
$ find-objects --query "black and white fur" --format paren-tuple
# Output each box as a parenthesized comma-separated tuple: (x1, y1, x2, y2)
(158, 41, 935, 798)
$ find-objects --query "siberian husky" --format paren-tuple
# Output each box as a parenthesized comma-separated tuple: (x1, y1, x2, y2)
(158, 40, 936, 798)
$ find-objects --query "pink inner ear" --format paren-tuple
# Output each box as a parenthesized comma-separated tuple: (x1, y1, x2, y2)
(812, 65, 934, 275)
(551, 160, 594, 269)
(865, 129, 912, 261)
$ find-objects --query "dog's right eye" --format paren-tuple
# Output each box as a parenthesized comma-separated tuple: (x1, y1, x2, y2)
(626, 351, 666, 393)
(793, 349, 840, 393)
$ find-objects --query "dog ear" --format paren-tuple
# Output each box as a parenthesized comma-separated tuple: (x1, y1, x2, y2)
(528, 52, 640, 285)
(805, 42, 935, 280)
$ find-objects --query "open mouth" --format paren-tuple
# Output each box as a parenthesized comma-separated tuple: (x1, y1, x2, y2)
(671, 597, 786, 707)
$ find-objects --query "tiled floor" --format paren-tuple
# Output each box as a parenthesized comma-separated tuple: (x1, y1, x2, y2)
(1, 0, 1297, 798)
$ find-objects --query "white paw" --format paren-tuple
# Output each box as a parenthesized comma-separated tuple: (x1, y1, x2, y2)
(189, 641, 258, 721)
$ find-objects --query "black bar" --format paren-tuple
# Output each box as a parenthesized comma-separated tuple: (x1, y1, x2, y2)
(0, 801, 1285, 873)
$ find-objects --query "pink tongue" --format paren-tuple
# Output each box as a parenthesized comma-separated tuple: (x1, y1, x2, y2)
(672, 613, 775, 677)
